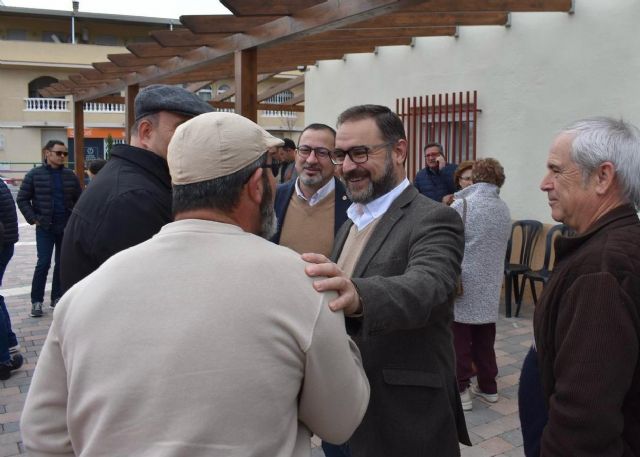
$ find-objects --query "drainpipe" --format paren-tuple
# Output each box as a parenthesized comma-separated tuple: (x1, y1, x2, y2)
(71, 1, 79, 44)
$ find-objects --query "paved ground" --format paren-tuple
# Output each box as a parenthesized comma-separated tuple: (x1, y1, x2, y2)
(1, 210, 534, 457)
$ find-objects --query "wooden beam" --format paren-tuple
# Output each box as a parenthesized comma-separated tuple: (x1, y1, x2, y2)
(180, 15, 280, 34)
(127, 42, 200, 58)
(263, 36, 415, 52)
(93, 62, 147, 74)
(220, 0, 324, 16)
(211, 73, 274, 101)
(402, 0, 572, 12)
(108, 53, 167, 67)
(94, 95, 125, 104)
(150, 29, 232, 47)
(348, 11, 509, 28)
(73, 101, 85, 188)
(125, 85, 139, 144)
(78, 69, 111, 81)
(257, 75, 304, 102)
(74, 0, 431, 101)
(185, 81, 213, 92)
(235, 48, 258, 121)
(295, 26, 456, 40)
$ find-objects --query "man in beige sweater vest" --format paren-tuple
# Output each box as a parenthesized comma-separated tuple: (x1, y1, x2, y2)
(304, 105, 470, 457)
(20, 112, 370, 457)
(273, 124, 351, 258)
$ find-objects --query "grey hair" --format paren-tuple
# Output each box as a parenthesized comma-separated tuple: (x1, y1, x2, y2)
(172, 153, 266, 215)
(564, 117, 640, 209)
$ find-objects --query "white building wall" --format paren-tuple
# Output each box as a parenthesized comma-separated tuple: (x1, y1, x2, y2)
(305, 0, 640, 222)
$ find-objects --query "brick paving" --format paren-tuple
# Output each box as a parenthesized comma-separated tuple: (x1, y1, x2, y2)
(2, 208, 534, 457)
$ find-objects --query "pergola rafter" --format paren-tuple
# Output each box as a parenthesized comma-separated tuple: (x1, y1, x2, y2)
(37, 0, 573, 180)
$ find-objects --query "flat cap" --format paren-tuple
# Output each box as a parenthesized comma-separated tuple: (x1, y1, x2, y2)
(134, 84, 213, 122)
(168, 112, 284, 185)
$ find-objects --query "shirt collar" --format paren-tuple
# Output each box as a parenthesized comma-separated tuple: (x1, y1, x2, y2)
(294, 177, 335, 206)
(347, 178, 410, 230)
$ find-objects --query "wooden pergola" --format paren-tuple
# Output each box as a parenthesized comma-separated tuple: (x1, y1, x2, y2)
(39, 0, 573, 182)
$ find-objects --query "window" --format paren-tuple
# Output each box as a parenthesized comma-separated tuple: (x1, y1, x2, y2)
(197, 87, 212, 101)
(217, 84, 231, 95)
(28, 76, 59, 98)
(7, 29, 27, 41)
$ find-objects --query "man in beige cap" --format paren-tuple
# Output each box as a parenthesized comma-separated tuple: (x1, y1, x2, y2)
(21, 112, 370, 457)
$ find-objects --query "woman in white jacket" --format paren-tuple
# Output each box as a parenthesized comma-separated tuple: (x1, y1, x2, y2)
(451, 158, 512, 411)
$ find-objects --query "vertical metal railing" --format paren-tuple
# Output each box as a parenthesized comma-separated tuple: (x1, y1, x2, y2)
(397, 90, 478, 181)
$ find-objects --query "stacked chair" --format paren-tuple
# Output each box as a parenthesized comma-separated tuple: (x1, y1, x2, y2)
(504, 220, 543, 317)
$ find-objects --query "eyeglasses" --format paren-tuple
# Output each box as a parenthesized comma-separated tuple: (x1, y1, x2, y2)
(329, 142, 394, 165)
(50, 150, 68, 157)
(297, 146, 332, 160)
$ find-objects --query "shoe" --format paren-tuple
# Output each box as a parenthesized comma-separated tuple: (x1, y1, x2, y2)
(471, 384, 499, 403)
(8, 344, 20, 355)
(50, 298, 60, 309)
(30, 302, 43, 317)
(0, 353, 23, 381)
(460, 388, 473, 411)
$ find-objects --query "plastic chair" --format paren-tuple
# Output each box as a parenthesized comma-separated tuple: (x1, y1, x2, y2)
(504, 220, 543, 317)
(523, 224, 572, 305)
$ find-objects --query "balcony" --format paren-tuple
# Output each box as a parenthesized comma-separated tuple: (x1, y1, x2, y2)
(24, 98, 124, 113)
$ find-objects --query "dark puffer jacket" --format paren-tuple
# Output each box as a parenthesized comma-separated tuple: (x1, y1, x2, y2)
(0, 179, 18, 245)
(17, 163, 82, 228)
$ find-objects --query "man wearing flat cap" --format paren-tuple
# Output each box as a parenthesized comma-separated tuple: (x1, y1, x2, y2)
(21, 112, 370, 457)
(60, 84, 213, 294)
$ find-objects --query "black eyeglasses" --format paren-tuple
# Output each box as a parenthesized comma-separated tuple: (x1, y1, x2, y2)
(297, 146, 332, 160)
(50, 150, 69, 157)
(329, 142, 394, 165)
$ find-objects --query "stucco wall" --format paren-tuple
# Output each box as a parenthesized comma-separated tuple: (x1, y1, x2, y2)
(305, 0, 640, 222)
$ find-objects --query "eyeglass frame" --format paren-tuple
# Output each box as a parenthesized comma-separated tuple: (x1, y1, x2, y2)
(296, 145, 333, 160)
(329, 141, 395, 165)
(48, 149, 68, 157)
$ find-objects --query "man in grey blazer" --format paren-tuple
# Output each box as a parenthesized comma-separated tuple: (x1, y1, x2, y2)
(305, 105, 471, 456)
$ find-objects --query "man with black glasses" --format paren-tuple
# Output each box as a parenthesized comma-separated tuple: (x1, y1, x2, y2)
(304, 105, 470, 456)
(272, 123, 350, 257)
(17, 140, 81, 317)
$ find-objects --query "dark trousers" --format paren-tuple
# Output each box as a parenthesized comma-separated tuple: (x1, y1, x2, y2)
(452, 321, 498, 393)
(31, 225, 64, 304)
(519, 346, 548, 457)
(322, 442, 350, 457)
(0, 244, 16, 363)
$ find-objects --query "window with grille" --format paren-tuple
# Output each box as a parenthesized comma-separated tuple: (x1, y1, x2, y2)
(263, 90, 296, 118)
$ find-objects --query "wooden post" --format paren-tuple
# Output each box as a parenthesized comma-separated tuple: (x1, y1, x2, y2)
(73, 100, 85, 188)
(234, 48, 258, 122)
(125, 84, 139, 144)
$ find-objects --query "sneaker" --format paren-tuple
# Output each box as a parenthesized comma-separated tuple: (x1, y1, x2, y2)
(30, 302, 43, 317)
(471, 384, 499, 403)
(0, 353, 23, 381)
(8, 344, 20, 355)
(50, 298, 60, 309)
(460, 388, 473, 411)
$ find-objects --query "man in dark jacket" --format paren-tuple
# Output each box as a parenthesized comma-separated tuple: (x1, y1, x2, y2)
(60, 85, 213, 293)
(519, 117, 640, 456)
(413, 142, 457, 203)
(17, 140, 82, 317)
(0, 178, 23, 379)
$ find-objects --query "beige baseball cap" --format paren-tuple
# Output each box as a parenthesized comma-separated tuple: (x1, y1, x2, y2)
(168, 112, 284, 185)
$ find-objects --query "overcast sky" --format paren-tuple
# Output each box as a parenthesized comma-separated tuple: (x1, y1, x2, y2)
(2, 0, 231, 18)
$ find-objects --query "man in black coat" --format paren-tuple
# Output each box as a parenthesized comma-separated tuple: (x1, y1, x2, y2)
(17, 140, 82, 317)
(60, 85, 213, 294)
(0, 178, 23, 379)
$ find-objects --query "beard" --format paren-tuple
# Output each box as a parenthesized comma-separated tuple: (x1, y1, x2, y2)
(299, 166, 324, 188)
(258, 175, 278, 240)
(343, 152, 397, 204)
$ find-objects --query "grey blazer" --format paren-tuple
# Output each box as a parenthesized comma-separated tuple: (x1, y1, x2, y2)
(331, 185, 471, 457)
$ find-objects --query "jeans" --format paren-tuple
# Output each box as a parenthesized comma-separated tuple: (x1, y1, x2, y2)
(519, 346, 548, 457)
(0, 244, 16, 363)
(31, 224, 64, 304)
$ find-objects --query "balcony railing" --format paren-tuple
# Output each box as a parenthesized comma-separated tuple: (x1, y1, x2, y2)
(24, 98, 69, 111)
(24, 98, 124, 113)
